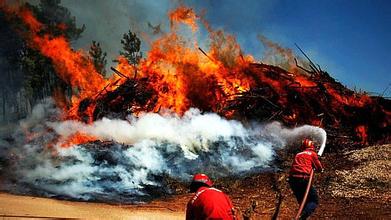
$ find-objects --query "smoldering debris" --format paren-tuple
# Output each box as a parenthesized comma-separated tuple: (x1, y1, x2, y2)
(0, 99, 326, 203)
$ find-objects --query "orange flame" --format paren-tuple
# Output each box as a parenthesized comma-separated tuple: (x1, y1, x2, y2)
(13, 5, 256, 117)
(60, 132, 98, 148)
(3, 4, 388, 148)
(19, 9, 42, 32)
(169, 6, 199, 32)
(18, 9, 106, 98)
(15, 8, 118, 123)
(119, 6, 257, 114)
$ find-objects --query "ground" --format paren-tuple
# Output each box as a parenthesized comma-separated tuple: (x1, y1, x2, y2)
(0, 192, 185, 219)
(0, 144, 390, 219)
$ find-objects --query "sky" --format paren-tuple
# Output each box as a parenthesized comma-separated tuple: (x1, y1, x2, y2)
(59, 0, 390, 95)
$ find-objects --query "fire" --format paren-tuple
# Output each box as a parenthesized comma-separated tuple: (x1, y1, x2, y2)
(3, 6, 109, 145)
(169, 6, 199, 32)
(12, 4, 256, 117)
(60, 132, 98, 148)
(33, 35, 105, 98)
(19, 9, 42, 32)
(19, 10, 106, 99)
(15, 8, 115, 123)
(116, 7, 255, 114)
(2, 4, 389, 148)
(323, 83, 372, 108)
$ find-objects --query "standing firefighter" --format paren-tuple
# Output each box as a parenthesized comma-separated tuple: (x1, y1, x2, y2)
(186, 173, 236, 220)
(288, 138, 324, 220)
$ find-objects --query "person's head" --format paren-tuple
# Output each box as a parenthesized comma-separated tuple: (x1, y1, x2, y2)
(301, 138, 315, 151)
(189, 173, 213, 193)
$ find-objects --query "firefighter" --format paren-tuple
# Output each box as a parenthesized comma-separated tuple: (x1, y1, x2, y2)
(186, 173, 236, 220)
(288, 138, 323, 220)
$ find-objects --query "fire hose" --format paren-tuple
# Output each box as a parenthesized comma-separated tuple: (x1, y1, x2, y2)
(294, 169, 314, 220)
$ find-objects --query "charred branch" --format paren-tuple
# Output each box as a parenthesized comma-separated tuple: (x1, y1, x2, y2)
(294, 58, 313, 75)
(84, 52, 390, 149)
(198, 47, 215, 62)
(294, 43, 322, 75)
(93, 79, 121, 100)
(110, 67, 131, 80)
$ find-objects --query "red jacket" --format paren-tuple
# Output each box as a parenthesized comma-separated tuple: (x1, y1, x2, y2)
(290, 149, 323, 177)
(186, 186, 235, 220)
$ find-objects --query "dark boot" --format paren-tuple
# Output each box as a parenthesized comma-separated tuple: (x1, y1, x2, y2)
(299, 212, 309, 220)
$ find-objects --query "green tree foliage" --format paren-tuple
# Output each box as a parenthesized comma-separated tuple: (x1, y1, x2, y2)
(119, 30, 142, 65)
(31, 0, 85, 41)
(89, 41, 107, 77)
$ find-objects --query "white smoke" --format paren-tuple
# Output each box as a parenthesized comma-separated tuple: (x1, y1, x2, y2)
(0, 99, 326, 202)
(262, 121, 327, 155)
(48, 108, 251, 159)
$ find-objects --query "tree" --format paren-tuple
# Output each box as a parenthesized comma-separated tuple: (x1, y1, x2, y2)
(119, 30, 142, 65)
(0, 11, 29, 121)
(89, 41, 107, 77)
(19, 0, 85, 107)
(35, 0, 85, 41)
(0, 0, 85, 121)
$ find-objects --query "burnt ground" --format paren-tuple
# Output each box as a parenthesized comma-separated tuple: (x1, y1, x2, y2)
(143, 144, 391, 219)
(0, 144, 389, 219)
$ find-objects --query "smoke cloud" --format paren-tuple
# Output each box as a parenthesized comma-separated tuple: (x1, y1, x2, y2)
(0, 99, 326, 203)
(58, 0, 176, 69)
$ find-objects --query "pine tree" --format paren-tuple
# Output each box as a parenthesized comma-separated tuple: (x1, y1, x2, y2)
(37, 0, 85, 41)
(119, 30, 142, 65)
(89, 41, 107, 77)
(0, 0, 85, 119)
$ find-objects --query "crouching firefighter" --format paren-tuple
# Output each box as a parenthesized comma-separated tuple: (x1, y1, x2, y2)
(288, 138, 324, 220)
(186, 173, 237, 220)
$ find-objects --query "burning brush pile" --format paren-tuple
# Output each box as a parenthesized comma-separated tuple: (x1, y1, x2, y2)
(0, 4, 390, 203)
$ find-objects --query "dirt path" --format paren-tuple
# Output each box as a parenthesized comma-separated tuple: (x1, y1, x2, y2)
(0, 193, 185, 219)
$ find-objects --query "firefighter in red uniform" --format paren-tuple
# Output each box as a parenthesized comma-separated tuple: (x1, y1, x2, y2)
(288, 138, 324, 220)
(186, 173, 236, 220)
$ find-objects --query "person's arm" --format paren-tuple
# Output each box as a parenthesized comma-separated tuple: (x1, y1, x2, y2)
(311, 152, 323, 172)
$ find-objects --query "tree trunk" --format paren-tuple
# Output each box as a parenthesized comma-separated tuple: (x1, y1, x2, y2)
(2, 88, 6, 123)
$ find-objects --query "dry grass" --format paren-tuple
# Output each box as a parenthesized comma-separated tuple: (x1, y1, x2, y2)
(329, 144, 391, 199)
